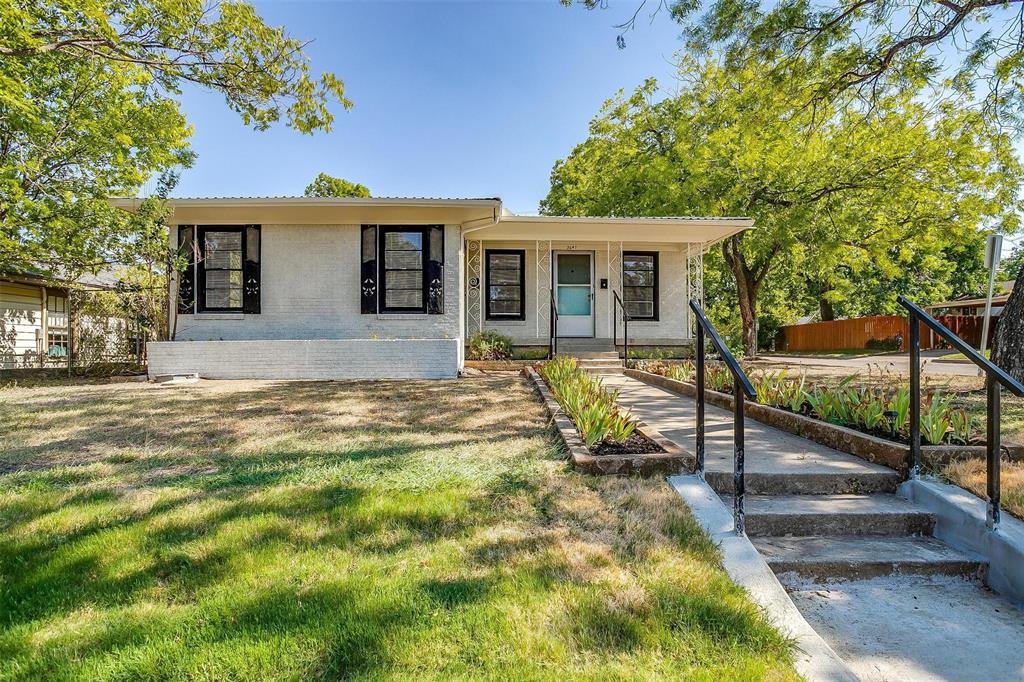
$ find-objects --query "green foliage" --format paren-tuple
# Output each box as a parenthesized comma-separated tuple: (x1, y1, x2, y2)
(865, 337, 902, 351)
(467, 331, 513, 361)
(303, 173, 371, 198)
(704, 364, 732, 393)
(921, 393, 955, 446)
(1, 0, 348, 276)
(541, 355, 637, 447)
(541, 58, 1021, 354)
(1002, 244, 1024, 281)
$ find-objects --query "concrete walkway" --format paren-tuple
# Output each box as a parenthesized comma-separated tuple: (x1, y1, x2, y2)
(604, 374, 1024, 682)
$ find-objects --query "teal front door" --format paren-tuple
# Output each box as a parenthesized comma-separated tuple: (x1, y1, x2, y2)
(555, 252, 594, 337)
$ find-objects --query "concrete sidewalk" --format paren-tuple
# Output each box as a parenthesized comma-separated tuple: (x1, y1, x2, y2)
(603, 374, 1024, 682)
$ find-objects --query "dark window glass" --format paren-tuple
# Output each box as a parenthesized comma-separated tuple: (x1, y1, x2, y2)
(623, 252, 657, 320)
(203, 231, 244, 310)
(486, 250, 525, 320)
(382, 229, 425, 312)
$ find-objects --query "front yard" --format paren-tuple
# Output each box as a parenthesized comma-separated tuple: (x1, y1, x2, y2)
(0, 377, 795, 680)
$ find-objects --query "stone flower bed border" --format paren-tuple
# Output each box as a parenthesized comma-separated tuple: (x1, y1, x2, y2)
(524, 366, 694, 476)
(626, 368, 1023, 475)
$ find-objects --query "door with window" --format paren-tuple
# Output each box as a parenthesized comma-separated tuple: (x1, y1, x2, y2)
(554, 252, 594, 337)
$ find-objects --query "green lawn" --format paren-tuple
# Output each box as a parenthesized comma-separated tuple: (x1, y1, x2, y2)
(0, 377, 795, 680)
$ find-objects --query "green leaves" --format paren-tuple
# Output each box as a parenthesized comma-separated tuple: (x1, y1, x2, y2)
(303, 172, 371, 198)
(540, 355, 638, 448)
(1, 0, 349, 276)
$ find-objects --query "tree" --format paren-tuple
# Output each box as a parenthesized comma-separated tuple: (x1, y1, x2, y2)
(541, 61, 1020, 356)
(1002, 243, 1024, 281)
(304, 173, 371, 198)
(1, 0, 350, 278)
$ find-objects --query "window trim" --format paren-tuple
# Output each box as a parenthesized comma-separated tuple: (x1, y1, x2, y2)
(485, 249, 526, 321)
(622, 251, 659, 321)
(197, 226, 247, 313)
(378, 226, 429, 314)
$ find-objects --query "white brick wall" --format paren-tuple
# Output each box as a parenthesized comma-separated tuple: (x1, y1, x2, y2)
(172, 224, 462, 341)
(148, 339, 459, 380)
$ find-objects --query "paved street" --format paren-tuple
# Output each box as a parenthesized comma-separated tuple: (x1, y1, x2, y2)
(752, 350, 983, 379)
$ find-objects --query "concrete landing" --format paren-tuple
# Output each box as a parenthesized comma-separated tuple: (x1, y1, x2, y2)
(783, 573, 1024, 682)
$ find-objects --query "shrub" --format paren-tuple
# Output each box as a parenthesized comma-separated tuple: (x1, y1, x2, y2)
(866, 337, 902, 351)
(467, 331, 513, 361)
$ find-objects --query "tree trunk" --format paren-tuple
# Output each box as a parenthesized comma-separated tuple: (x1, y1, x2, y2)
(819, 297, 836, 321)
(722, 236, 761, 358)
(992, 277, 1024, 380)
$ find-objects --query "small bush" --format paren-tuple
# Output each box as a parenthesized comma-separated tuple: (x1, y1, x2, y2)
(866, 337, 902, 351)
(467, 331, 513, 361)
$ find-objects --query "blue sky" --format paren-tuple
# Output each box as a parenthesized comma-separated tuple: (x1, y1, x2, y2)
(174, 0, 685, 214)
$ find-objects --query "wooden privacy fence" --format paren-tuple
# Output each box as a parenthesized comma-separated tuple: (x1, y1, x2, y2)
(777, 314, 997, 352)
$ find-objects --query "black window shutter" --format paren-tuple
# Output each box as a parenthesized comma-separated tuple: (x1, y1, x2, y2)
(243, 225, 261, 314)
(426, 225, 444, 314)
(176, 225, 195, 314)
(361, 225, 377, 314)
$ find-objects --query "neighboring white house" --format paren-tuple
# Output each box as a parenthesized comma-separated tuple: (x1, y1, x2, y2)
(0, 273, 72, 369)
(111, 196, 752, 379)
(0, 271, 141, 371)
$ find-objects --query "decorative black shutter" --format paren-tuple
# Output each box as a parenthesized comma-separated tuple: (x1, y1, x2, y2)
(427, 225, 444, 314)
(243, 225, 261, 314)
(176, 225, 195, 314)
(361, 225, 377, 314)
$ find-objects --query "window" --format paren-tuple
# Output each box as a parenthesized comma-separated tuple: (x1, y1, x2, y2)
(200, 229, 243, 311)
(47, 330, 68, 358)
(622, 251, 658, 320)
(486, 250, 525, 320)
(381, 228, 426, 312)
(194, 226, 261, 313)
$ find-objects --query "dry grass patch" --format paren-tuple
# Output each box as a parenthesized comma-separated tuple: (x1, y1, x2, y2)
(0, 376, 796, 680)
(943, 458, 1024, 520)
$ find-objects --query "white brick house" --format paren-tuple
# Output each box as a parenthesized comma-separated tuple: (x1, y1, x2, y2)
(111, 196, 752, 379)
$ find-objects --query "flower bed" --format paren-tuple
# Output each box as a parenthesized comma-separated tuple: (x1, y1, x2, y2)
(524, 359, 691, 476)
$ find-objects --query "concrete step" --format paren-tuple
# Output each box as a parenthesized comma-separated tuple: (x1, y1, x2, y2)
(578, 357, 623, 365)
(586, 367, 626, 376)
(753, 535, 987, 580)
(725, 494, 935, 537)
(574, 352, 622, 360)
(706, 471, 901, 496)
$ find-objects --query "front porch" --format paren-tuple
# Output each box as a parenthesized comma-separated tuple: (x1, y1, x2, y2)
(461, 215, 752, 352)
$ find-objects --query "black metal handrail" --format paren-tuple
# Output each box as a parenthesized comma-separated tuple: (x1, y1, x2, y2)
(690, 300, 757, 535)
(898, 295, 1024, 529)
(613, 290, 630, 365)
(549, 288, 559, 359)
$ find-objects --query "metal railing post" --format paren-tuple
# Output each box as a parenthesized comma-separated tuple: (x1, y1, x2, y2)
(624, 310, 629, 367)
(613, 298, 618, 359)
(696, 329, 705, 478)
(734, 376, 745, 536)
(897, 295, 1024, 532)
(987, 375, 1001, 529)
(909, 314, 921, 478)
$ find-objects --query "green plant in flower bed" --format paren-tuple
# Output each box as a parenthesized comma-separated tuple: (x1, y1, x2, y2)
(639, 362, 981, 446)
(705, 363, 733, 392)
(541, 355, 637, 449)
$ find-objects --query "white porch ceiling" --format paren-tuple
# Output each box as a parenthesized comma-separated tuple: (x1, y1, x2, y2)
(464, 215, 753, 245)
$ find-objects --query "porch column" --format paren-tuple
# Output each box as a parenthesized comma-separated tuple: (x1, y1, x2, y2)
(686, 243, 704, 338)
(466, 239, 483, 334)
(606, 241, 622, 338)
(536, 240, 552, 338)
